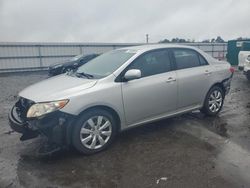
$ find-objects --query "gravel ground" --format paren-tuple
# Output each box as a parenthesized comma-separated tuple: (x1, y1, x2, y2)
(0, 70, 250, 188)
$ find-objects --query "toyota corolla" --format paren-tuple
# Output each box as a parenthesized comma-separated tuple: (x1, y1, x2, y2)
(9, 45, 234, 154)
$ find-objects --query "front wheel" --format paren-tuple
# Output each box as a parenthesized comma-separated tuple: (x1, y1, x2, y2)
(201, 86, 224, 116)
(72, 109, 118, 155)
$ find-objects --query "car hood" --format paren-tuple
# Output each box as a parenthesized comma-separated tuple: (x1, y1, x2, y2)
(19, 74, 97, 102)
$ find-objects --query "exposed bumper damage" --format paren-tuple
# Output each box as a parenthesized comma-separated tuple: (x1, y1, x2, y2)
(9, 106, 39, 140)
(222, 77, 232, 95)
(9, 98, 76, 151)
(221, 72, 233, 95)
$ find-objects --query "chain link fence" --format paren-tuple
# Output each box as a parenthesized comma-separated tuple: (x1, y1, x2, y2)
(0, 42, 227, 73)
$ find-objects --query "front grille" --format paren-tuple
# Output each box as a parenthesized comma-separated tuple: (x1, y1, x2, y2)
(15, 97, 34, 121)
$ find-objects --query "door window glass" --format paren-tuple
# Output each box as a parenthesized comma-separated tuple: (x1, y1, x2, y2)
(129, 50, 171, 77)
(199, 54, 208, 66)
(173, 49, 200, 69)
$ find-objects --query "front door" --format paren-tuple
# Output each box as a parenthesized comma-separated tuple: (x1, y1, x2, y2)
(121, 49, 178, 125)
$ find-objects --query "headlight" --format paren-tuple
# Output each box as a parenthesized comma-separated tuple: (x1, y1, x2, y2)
(26, 99, 69, 118)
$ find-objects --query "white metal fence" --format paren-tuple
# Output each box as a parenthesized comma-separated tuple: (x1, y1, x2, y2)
(0, 42, 227, 72)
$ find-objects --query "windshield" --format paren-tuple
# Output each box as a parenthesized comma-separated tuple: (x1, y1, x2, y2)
(76, 50, 136, 78)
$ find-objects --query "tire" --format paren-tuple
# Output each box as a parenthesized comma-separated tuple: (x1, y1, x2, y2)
(72, 109, 118, 155)
(238, 66, 243, 71)
(200, 86, 224, 116)
(246, 71, 250, 81)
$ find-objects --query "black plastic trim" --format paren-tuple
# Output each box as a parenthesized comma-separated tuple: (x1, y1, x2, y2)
(9, 106, 28, 133)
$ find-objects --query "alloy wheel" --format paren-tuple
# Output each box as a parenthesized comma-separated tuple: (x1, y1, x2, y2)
(80, 116, 112, 149)
(208, 90, 223, 113)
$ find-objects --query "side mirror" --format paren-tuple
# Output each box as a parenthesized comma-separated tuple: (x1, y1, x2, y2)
(124, 69, 141, 81)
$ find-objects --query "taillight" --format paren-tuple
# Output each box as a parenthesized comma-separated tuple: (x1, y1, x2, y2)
(229, 67, 235, 73)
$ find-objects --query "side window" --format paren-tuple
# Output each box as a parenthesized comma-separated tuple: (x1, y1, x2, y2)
(129, 50, 171, 78)
(199, 54, 208, 66)
(173, 49, 200, 70)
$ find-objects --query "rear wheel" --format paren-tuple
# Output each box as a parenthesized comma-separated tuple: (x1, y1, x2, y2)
(201, 86, 224, 116)
(72, 109, 118, 155)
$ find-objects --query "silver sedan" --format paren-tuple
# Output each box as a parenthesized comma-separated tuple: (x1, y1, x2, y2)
(9, 44, 234, 154)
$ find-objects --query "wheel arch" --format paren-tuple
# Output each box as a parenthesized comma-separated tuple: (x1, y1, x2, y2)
(65, 105, 121, 146)
(209, 82, 226, 96)
(202, 81, 225, 108)
(77, 105, 121, 130)
(201, 82, 225, 115)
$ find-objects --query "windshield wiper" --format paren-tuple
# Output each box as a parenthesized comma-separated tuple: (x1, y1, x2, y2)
(75, 72, 94, 79)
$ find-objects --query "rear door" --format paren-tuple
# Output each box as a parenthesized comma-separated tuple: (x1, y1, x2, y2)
(121, 49, 177, 125)
(171, 48, 212, 110)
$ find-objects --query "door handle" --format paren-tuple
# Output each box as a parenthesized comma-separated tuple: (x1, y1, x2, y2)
(166, 77, 176, 83)
(204, 70, 212, 75)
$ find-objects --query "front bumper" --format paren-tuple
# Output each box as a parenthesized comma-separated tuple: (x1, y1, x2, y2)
(243, 66, 250, 73)
(9, 106, 40, 140)
(9, 103, 76, 145)
(9, 106, 28, 133)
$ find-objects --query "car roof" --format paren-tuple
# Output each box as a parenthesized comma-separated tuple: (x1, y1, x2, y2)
(118, 44, 217, 64)
(120, 44, 198, 53)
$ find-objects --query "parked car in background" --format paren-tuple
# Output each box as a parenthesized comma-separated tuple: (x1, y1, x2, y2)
(48, 53, 99, 76)
(9, 45, 234, 155)
(238, 51, 250, 80)
(237, 41, 250, 80)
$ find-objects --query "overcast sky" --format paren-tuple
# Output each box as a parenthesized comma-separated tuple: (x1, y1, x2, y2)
(0, 0, 249, 43)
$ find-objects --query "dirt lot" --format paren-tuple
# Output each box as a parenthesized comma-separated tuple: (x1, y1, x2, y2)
(0, 71, 250, 188)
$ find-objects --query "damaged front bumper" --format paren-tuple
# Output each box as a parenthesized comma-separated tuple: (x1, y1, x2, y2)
(9, 98, 76, 146)
(9, 106, 39, 140)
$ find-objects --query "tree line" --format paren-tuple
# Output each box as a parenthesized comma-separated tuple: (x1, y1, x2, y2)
(158, 36, 249, 43)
